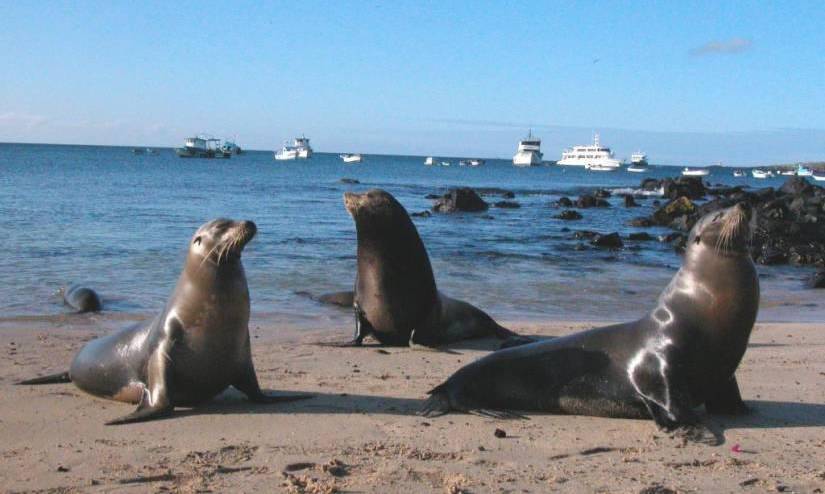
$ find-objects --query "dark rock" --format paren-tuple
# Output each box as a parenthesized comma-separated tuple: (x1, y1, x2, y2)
(494, 428, 507, 438)
(493, 200, 521, 209)
(339, 178, 360, 184)
(554, 210, 583, 220)
(502, 191, 516, 199)
(755, 245, 787, 265)
(591, 232, 623, 249)
(780, 177, 814, 195)
(652, 197, 696, 227)
(425, 193, 440, 199)
(642, 177, 706, 200)
(574, 230, 598, 240)
(576, 194, 610, 208)
(652, 200, 661, 207)
(556, 196, 573, 208)
(410, 210, 432, 218)
(641, 178, 661, 191)
(624, 195, 639, 207)
(808, 270, 825, 288)
(432, 187, 489, 213)
(629, 217, 654, 227)
(628, 232, 654, 241)
(594, 189, 612, 198)
(475, 187, 516, 198)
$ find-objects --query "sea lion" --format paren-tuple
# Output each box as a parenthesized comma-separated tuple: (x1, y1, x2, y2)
(63, 285, 102, 313)
(19, 219, 308, 424)
(423, 203, 758, 435)
(333, 189, 519, 347)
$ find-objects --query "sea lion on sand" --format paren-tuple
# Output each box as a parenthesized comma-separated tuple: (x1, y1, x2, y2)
(424, 203, 758, 436)
(19, 219, 308, 424)
(63, 285, 102, 313)
(329, 189, 520, 347)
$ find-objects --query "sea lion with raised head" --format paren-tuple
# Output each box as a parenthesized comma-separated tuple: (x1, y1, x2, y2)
(423, 203, 758, 436)
(331, 189, 520, 347)
(19, 219, 308, 424)
(63, 285, 102, 313)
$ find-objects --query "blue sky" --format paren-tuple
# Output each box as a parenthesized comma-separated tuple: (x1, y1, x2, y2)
(1, 1, 823, 165)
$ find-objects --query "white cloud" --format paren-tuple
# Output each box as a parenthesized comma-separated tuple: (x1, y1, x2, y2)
(0, 112, 49, 129)
(690, 38, 753, 56)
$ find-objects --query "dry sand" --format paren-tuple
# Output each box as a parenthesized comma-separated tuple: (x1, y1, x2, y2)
(1, 317, 824, 493)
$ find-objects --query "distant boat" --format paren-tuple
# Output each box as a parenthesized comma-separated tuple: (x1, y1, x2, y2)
(586, 163, 618, 172)
(176, 135, 226, 158)
(812, 170, 825, 182)
(340, 153, 363, 163)
(132, 148, 145, 155)
(424, 157, 436, 166)
(733, 169, 747, 177)
(752, 169, 773, 179)
(513, 130, 543, 167)
(797, 164, 813, 177)
(459, 159, 485, 167)
(440, 161, 451, 167)
(682, 167, 710, 177)
(558, 133, 621, 169)
(146, 148, 158, 155)
(630, 151, 648, 166)
(221, 140, 242, 155)
(627, 163, 649, 173)
(779, 169, 796, 176)
(274, 135, 312, 160)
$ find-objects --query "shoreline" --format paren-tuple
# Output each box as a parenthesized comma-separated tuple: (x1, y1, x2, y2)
(2, 320, 824, 493)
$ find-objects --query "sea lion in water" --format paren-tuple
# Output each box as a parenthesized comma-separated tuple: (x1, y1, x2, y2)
(424, 203, 758, 435)
(19, 219, 308, 424)
(63, 285, 102, 313)
(331, 189, 520, 347)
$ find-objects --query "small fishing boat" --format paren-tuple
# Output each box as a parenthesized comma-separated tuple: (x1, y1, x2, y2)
(340, 153, 363, 163)
(440, 161, 451, 167)
(274, 136, 312, 160)
(424, 157, 436, 166)
(779, 169, 796, 176)
(586, 163, 618, 172)
(797, 164, 813, 177)
(812, 170, 825, 182)
(221, 140, 242, 155)
(176, 135, 225, 158)
(627, 164, 649, 173)
(459, 159, 485, 167)
(733, 169, 747, 177)
(751, 169, 773, 179)
(682, 167, 710, 177)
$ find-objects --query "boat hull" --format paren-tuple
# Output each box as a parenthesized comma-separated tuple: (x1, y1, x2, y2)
(513, 151, 542, 167)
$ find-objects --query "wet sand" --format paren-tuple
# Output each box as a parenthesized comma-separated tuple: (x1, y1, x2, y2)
(1, 318, 824, 493)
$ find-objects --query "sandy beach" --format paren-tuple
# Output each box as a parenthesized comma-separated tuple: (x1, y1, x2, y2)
(1, 318, 824, 493)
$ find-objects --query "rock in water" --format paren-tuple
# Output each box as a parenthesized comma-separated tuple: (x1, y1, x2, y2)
(432, 188, 489, 213)
(554, 210, 583, 220)
(591, 232, 623, 249)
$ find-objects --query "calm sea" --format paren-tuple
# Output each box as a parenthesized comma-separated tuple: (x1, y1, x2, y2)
(1, 143, 821, 331)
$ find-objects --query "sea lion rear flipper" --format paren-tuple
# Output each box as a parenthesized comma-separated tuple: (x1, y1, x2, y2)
(704, 375, 750, 415)
(106, 317, 182, 425)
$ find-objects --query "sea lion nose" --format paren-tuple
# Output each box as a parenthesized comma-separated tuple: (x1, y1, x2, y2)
(241, 220, 257, 238)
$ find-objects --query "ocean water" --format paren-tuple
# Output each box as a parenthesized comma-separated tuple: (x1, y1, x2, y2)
(1, 143, 821, 331)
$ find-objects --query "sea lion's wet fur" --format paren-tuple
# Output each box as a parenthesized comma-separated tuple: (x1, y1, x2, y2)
(344, 189, 518, 346)
(425, 203, 758, 435)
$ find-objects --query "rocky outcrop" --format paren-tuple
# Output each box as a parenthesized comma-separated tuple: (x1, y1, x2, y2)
(431, 188, 489, 213)
(554, 210, 583, 220)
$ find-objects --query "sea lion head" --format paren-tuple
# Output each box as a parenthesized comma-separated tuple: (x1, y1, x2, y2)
(343, 189, 403, 223)
(189, 218, 257, 265)
(688, 202, 753, 256)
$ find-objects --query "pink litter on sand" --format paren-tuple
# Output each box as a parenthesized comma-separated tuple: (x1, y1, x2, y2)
(731, 444, 743, 453)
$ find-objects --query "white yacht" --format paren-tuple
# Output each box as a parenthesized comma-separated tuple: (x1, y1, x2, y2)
(424, 156, 436, 166)
(274, 135, 313, 160)
(557, 133, 621, 169)
(751, 169, 773, 179)
(630, 151, 648, 166)
(733, 169, 747, 177)
(513, 130, 543, 167)
(340, 153, 362, 163)
(682, 167, 710, 177)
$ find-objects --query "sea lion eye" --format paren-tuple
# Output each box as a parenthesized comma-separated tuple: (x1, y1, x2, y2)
(694, 235, 701, 244)
(194, 237, 202, 246)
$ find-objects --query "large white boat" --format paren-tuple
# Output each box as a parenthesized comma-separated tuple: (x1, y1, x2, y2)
(630, 151, 648, 166)
(424, 156, 436, 166)
(751, 169, 773, 179)
(340, 153, 362, 163)
(513, 130, 543, 167)
(557, 133, 621, 169)
(682, 167, 710, 177)
(274, 135, 313, 160)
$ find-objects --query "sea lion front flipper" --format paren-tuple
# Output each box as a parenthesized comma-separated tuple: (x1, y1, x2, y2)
(232, 337, 313, 404)
(704, 375, 750, 415)
(106, 317, 183, 425)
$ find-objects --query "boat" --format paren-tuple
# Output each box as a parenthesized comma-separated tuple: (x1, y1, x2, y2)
(812, 170, 825, 182)
(221, 140, 242, 155)
(274, 135, 313, 160)
(797, 164, 813, 176)
(751, 169, 773, 179)
(513, 130, 543, 167)
(440, 161, 451, 167)
(586, 163, 618, 172)
(779, 169, 796, 176)
(733, 169, 747, 177)
(340, 153, 363, 163)
(132, 148, 145, 155)
(630, 151, 648, 166)
(424, 157, 436, 166)
(459, 159, 485, 167)
(682, 167, 710, 177)
(557, 133, 622, 169)
(626, 165, 649, 173)
(176, 135, 225, 158)
(146, 148, 158, 155)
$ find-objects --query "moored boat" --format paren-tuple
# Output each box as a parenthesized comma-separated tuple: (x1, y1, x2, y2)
(513, 130, 543, 167)
(752, 169, 773, 179)
(797, 164, 813, 177)
(733, 169, 747, 177)
(176, 135, 224, 158)
(424, 157, 436, 166)
(459, 159, 485, 167)
(557, 133, 621, 169)
(812, 170, 825, 182)
(340, 153, 363, 163)
(274, 135, 312, 160)
(682, 167, 710, 177)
